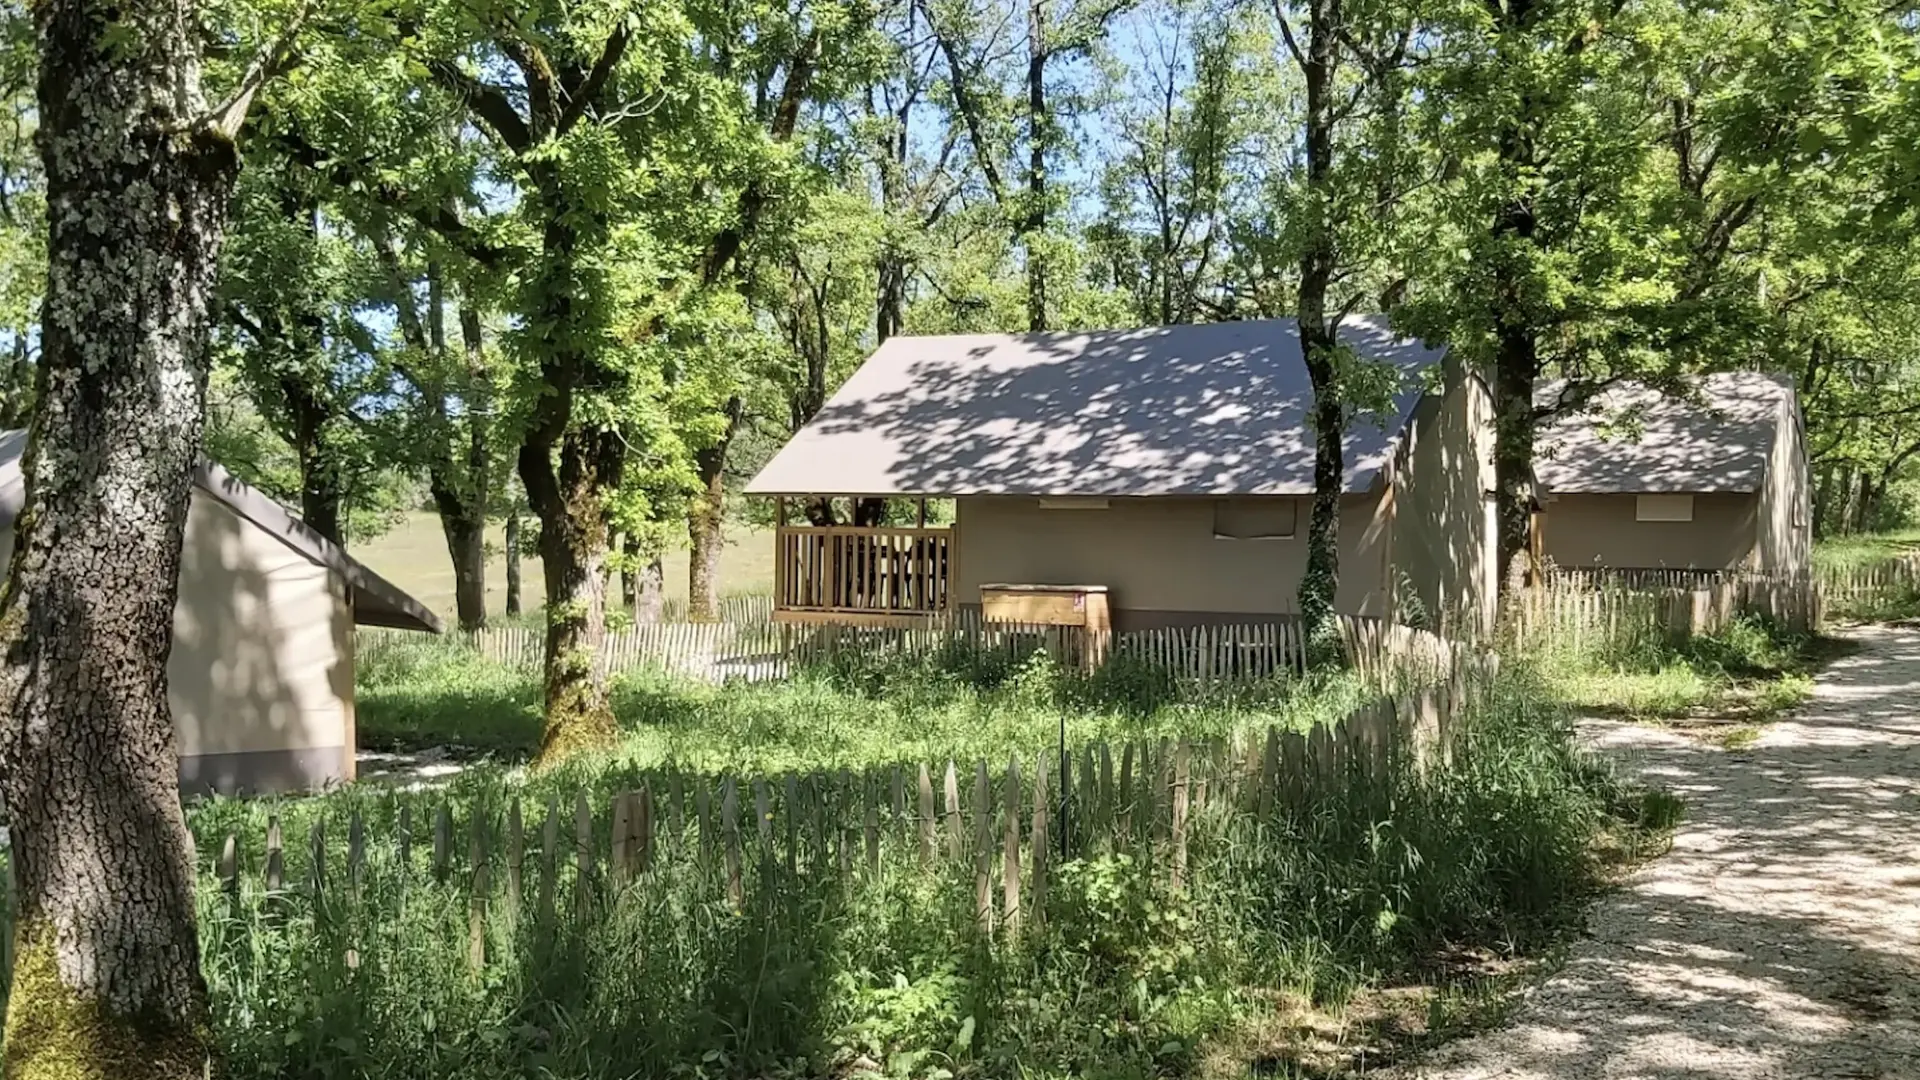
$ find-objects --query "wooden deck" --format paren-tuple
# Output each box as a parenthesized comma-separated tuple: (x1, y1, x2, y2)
(773, 524, 953, 623)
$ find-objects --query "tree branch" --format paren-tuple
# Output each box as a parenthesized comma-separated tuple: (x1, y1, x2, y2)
(203, 0, 317, 138)
(698, 34, 820, 288)
(559, 21, 631, 135)
(424, 59, 533, 151)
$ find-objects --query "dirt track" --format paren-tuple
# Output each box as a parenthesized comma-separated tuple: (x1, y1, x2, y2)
(1388, 622, 1920, 1079)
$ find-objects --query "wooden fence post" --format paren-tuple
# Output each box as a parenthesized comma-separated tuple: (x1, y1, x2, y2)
(638, 787, 656, 875)
(505, 800, 524, 914)
(944, 761, 963, 862)
(1030, 756, 1048, 932)
(1171, 740, 1190, 891)
(469, 812, 488, 972)
(218, 834, 239, 901)
(574, 792, 594, 920)
(723, 779, 743, 910)
(539, 799, 558, 929)
(917, 763, 936, 866)
(433, 805, 452, 884)
(396, 805, 411, 876)
(973, 760, 993, 935)
(346, 811, 365, 900)
(265, 816, 284, 894)
(1003, 755, 1023, 939)
(611, 792, 632, 892)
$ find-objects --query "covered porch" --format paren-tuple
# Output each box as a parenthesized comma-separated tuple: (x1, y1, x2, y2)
(769, 498, 954, 626)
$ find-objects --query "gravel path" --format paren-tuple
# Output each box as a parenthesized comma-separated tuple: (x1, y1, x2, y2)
(1390, 621, 1920, 1080)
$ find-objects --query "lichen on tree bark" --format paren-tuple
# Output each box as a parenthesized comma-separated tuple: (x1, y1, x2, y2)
(0, 0, 240, 1073)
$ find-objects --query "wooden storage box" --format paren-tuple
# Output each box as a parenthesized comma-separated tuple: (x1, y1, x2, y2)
(978, 583, 1111, 632)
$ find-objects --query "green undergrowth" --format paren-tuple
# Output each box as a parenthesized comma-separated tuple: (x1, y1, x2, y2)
(153, 650, 1663, 1080)
(1542, 612, 1831, 733)
(1812, 528, 1920, 573)
(355, 634, 1373, 776)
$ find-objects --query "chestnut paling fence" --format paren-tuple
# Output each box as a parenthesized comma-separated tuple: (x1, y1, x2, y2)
(182, 667, 1486, 977)
(0, 614, 1494, 987)
(357, 611, 1464, 689)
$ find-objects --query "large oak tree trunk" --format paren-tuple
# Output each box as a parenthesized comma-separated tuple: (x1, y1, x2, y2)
(287, 380, 345, 545)
(0, 0, 237, 1072)
(519, 429, 622, 763)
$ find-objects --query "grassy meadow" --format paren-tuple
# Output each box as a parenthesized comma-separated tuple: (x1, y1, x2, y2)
(350, 511, 775, 619)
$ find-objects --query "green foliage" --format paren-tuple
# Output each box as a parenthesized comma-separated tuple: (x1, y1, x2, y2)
(1540, 608, 1829, 724)
(354, 633, 1370, 773)
(157, 650, 1645, 1080)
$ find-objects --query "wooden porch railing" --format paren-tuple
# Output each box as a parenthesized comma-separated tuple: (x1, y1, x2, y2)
(774, 525, 953, 619)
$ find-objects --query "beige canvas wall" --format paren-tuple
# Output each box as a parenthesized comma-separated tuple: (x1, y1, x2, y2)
(1755, 396, 1812, 577)
(1539, 492, 1760, 571)
(1387, 363, 1496, 633)
(952, 492, 1391, 628)
(0, 492, 355, 793)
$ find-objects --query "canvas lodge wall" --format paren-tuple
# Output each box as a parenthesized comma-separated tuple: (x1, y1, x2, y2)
(0, 491, 358, 795)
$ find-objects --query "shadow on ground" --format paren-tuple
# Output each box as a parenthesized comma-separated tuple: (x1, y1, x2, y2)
(1390, 623, 1920, 1079)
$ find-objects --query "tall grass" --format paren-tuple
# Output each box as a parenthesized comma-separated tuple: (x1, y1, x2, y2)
(355, 633, 1373, 774)
(178, 649, 1644, 1080)
(1522, 596, 1822, 722)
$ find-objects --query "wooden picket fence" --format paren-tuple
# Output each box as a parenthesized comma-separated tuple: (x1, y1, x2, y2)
(358, 614, 1468, 693)
(1524, 570, 1820, 642)
(1815, 551, 1920, 618)
(183, 673, 1485, 959)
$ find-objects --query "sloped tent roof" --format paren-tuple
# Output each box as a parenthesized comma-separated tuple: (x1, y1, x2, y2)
(746, 316, 1447, 498)
(0, 430, 443, 633)
(1533, 372, 1793, 495)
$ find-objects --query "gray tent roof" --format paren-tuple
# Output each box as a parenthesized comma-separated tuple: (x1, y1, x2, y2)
(746, 316, 1446, 498)
(0, 431, 443, 633)
(1533, 372, 1792, 495)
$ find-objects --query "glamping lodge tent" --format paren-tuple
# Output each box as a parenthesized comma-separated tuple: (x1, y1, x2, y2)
(747, 317, 1499, 635)
(1532, 373, 1811, 578)
(0, 431, 444, 795)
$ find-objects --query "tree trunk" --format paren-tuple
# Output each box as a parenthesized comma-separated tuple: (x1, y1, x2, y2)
(279, 374, 346, 546)
(1024, 0, 1049, 333)
(688, 399, 743, 622)
(505, 505, 523, 616)
(1852, 473, 1878, 534)
(0, 0, 237, 1071)
(1, 333, 33, 428)
(1491, 323, 1540, 588)
(519, 428, 621, 763)
(803, 498, 837, 526)
(1292, 0, 1344, 661)
(428, 301, 492, 631)
(433, 484, 488, 631)
(1489, 113, 1543, 591)
(1811, 463, 1835, 539)
(634, 553, 665, 624)
(1835, 465, 1861, 536)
